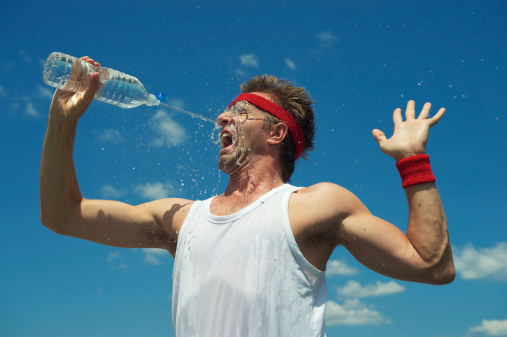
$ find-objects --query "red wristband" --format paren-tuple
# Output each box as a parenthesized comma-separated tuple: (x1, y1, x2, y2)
(396, 154, 436, 188)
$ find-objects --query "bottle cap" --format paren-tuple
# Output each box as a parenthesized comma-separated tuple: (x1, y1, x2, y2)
(146, 94, 160, 106)
(156, 92, 166, 102)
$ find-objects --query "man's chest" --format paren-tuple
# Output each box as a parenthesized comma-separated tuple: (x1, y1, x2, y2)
(208, 195, 262, 216)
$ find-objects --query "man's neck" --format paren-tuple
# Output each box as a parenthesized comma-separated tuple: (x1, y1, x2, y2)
(223, 163, 284, 199)
(209, 166, 284, 216)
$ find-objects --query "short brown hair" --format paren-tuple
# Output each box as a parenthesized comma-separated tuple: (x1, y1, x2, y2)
(241, 75, 316, 182)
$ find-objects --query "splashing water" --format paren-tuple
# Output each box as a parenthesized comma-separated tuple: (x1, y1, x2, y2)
(159, 102, 217, 125)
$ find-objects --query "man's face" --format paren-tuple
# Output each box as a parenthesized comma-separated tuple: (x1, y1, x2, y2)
(216, 93, 275, 174)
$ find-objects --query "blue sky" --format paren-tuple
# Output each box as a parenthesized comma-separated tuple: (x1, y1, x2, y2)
(1, 1, 506, 336)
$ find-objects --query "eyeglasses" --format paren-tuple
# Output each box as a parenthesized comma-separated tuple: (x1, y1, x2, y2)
(222, 101, 268, 123)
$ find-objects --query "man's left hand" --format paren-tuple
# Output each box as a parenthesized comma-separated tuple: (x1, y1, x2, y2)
(372, 100, 445, 161)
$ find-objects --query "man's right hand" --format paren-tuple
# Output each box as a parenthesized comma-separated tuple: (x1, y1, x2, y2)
(41, 55, 192, 257)
(48, 56, 101, 123)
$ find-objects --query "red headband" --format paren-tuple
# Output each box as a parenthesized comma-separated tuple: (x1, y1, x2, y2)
(228, 93, 305, 159)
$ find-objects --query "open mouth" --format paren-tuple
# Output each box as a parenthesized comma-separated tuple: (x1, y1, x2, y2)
(220, 131, 234, 149)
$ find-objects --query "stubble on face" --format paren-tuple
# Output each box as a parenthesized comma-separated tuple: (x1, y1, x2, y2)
(218, 92, 277, 174)
(218, 115, 270, 175)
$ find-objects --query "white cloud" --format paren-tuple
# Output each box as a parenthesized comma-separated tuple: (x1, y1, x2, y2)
(454, 242, 507, 281)
(469, 319, 507, 336)
(107, 251, 121, 263)
(10, 102, 20, 111)
(25, 102, 39, 117)
(326, 259, 359, 276)
(168, 98, 185, 109)
(37, 85, 54, 99)
(100, 185, 125, 199)
(235, 68, 246, 76)
(325, 299, 391, 326)
(285, 57, 296, 70)
(18, 49, 32, 63)
(135, 182, 171, 200)
(337, 280, 405, 298)
(316, 30, 339, 47)
(3, 61, 14, 74)
(149, 110, 187, 147)
(142, 248, 169, 265)
(143, 248, 169, 255)
(0, 83, 6, 96)
(107, 251, 129, 269)
(240, 54, 259, 69)
(39, 57, 47, 68)
(96, 129, 123, 142)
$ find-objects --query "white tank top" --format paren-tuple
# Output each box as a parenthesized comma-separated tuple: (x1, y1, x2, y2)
(172, 184, 327, 337)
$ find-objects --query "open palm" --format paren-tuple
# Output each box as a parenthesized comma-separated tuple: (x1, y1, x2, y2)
(372, 100, 445, 161)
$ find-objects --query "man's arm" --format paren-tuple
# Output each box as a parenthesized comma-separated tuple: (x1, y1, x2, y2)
(291, 101, 454, 284)
(340, 183, 453, 285)
(40, 56, 191, 256)
(343, 100, 454, 284)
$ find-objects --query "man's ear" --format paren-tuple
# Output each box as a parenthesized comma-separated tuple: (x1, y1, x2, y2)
(267, 123, 289, 145)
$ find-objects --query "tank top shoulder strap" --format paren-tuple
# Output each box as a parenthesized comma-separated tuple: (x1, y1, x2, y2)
(280, 185, 326, 281)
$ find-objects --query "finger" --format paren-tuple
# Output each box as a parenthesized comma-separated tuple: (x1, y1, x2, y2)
(406, 100, 416, 120)
(372, 129, 387, 145)
(81, 72, 101, 107)
(85, 58, 96, 66)
(80, 57, 100, 67)
(428, 108, 446, 127)
(418, 102, 432, 119)
(86, 60, 101, 67)
(393, 108, 403, 125)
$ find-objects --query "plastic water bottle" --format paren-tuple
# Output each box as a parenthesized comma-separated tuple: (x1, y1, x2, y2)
(43, 52, 160, 108)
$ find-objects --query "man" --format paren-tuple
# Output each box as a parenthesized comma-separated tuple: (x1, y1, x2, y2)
(40, 56, 454, 337)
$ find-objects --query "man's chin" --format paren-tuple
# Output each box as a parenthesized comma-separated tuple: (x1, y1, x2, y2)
(218, 152, 245, 174)
(218, 156, 235, 174)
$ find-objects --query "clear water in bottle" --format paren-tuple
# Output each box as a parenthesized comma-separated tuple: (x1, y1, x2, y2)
(43, 52, 159, 108)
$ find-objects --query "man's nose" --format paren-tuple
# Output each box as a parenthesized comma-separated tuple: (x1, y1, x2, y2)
(217, 112, 232, 126)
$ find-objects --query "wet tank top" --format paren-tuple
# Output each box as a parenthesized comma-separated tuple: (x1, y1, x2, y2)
(172, 184, 327, 337)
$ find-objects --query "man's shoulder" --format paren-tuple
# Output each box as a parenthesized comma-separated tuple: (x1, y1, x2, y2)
(145, 197, 195, 222)
(294, 182, 350, 197)
(147, 197, 195, 209)
(288, 183, 359, 257)
(291, 182, 364, 216)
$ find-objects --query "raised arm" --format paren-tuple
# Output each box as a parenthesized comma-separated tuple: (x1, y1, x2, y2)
(344, 101, 454, 284)
(39, 57, 191, 256)
(290, 101, 454, 285)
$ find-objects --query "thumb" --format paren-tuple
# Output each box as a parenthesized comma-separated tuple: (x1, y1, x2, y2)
(81, 72, 101, 106)
(372, 129, 387, 145)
